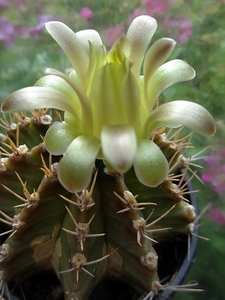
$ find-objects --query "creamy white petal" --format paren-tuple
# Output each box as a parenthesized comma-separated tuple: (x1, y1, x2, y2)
(144, 38, 176, 81)
(35, 74, 81, 123)
(126, 15, 157, 77)
(143, 38, 176, 107)
(45, 68, 93, 135)
(58, 135, 101, 192)
(144, 100, 216, 137)
(101, 124, 137, 173)
(1, 87, 76, 115)
(134, 139, 169, 187)
(76, 29, 104, 55)
(147, 59, 196, 110)
(45, 22, 89, 84)
(44, 123, 80, 155)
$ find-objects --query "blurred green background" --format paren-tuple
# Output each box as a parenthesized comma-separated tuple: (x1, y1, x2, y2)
(1, 0, 225, 299)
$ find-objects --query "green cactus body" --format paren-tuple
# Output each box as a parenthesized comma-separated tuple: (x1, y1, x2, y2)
(0, 112, 199, 300)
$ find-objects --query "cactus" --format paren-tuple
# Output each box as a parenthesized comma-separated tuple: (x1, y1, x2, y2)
(0, 15, 215, 300)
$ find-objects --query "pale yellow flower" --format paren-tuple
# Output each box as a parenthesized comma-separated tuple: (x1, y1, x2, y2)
(2, 15, 215, 192)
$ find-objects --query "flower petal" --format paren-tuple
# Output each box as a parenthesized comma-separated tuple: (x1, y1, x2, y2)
(143, 38, 176, 106)
(75, 29, 104, 55)
(144, 100, 216, 137)
(144, 38, 176, 82)
(101, 124, 137, 173)
(44, 123, 81, 155)
(58, 135, 101, 192)
(147, 59, 196, 110)
(107, 34, 130, 65)
(126, 15, 157, 77)
(1, 86, 76, 115)
(45, 68, 93, 135)
(35, 74, 81, 125)
(121, 66, 141, 136)
(36, 74, 79, 106)
(45, 22, 89, 84)
(90, 62, 127, 137)
(134, 139, 169, 187)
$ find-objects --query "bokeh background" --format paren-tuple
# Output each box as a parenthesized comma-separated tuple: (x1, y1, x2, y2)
(1, 0, 225, 299)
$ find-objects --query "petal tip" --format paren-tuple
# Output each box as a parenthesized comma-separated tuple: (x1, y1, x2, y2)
(134, 139, 169, 187)
(101, 125, 137, 173)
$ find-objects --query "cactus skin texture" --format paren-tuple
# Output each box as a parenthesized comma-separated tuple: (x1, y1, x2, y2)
(0, 112, 199, 300)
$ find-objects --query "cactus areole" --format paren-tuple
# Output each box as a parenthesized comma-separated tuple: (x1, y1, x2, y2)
(0, 15, 215, 300)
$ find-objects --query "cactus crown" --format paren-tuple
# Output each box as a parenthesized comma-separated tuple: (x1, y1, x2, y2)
(0, 15, 215, 300)
(2, 15, 215, 192)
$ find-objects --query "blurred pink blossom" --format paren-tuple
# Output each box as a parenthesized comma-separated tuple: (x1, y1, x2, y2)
(164, 16, 192, 44)
(209, 207, 225, 226)
(126, 0, 167, 27)
(105, 0, 192, 48)
(201, 172, 213, 182)
(106, 23, 125, 46)
(0, 13, 55, 46)
(28, 15, 54, 38)
(80, 7, 93, 19)
(201, 147, 225, 195)
(15, 0, 26, 8)
(0, 17, 17, 47)
(126, 8, 146, 26)
(0, 0, 9, 9)
(145, 0, 167, 16)
(178, 15, 193, 43)
(202, 171, 225, 194)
